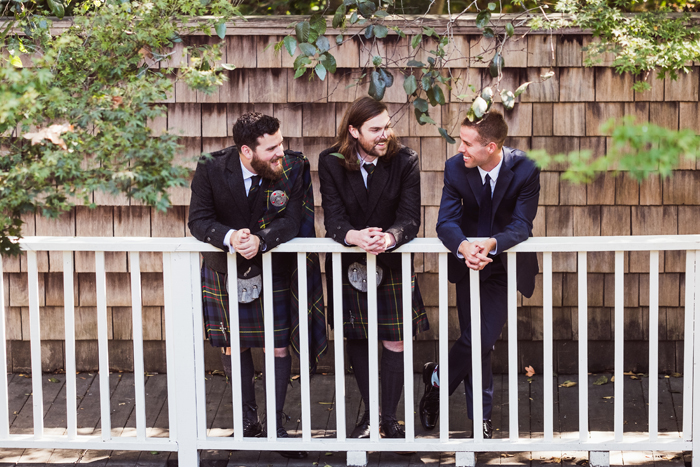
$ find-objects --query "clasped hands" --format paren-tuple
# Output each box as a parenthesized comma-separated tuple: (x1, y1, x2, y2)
(230, 228, 260, 259)
(458, 238, 497, 271)
(345, 227, 395, 255)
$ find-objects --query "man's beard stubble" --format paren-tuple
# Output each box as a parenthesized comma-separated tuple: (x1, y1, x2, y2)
(250, 152, 284, 182)
(358, 131, 396, 158)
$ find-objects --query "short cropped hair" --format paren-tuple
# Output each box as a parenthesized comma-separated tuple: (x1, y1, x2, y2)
(232, 112, 280, 151)
(461, 111, 508, 148)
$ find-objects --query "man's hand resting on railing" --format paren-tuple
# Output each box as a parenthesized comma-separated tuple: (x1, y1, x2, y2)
(345, 227, 396, 255)
(458, 239, 495, 271)
(230, 228, 261, 259)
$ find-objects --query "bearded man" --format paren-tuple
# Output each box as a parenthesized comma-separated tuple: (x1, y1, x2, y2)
(189, 112, 326, 458)
(318, 97, 428, 439)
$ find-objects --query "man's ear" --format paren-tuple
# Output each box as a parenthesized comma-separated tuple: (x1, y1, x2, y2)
(240, 145, 253, 160)
(348, 125, 359, 139)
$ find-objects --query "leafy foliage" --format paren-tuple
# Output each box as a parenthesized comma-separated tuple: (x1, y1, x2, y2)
(0, 0, 239, 254)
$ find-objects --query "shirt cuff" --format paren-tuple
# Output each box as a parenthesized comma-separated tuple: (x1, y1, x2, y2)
(456, 239, 468, 258)
(223, 229, 236, 254)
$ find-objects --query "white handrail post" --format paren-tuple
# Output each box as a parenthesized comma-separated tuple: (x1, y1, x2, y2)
(164, 251, 201, 466)
(27, 251, 44, 439)
(683, 250, 695, 441)
(0, 254, 8, 439)
(693, 250, 700, 466)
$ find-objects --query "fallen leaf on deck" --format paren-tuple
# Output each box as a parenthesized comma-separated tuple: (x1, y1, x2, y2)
(325, 452, 333, 456)
(611, 376, 615, 382)
(665, 375, 670, 378)
(603, 396, 613, 399)
(501, 453, 514, 457)
(593, 375, 608, 385)
(119, 402, 126, 405)
(398, 420, 405, 425)
(211, 370, 224, 376)
(150, 451, 159, 455)
(576, 459, 588, 466)
(525, 365, 535, 377)
(291, 375, 300, 380)
(671, 372, 682, 378)
(624, 371, 635, 375)
(319, 402, 333, 405)
(630, 375, 639, 380)
(48, 377, 60, 383)
(559, 380, 576, 388)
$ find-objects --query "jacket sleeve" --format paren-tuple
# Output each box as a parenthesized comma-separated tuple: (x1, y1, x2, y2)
(255, 162, 304, 250)
(188, 159, 231, 252)
(318, 153, 355, 245)
(385, 153, 421, 248)
(492, 163, 540, 253)
(436, 160, 468, 257)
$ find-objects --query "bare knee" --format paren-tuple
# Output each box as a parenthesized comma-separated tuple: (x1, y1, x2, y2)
(382, 340, 404, 352)
(273, 347, 289, 357)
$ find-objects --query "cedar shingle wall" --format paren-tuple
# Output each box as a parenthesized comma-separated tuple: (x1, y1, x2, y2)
(4, 30, 699, 374)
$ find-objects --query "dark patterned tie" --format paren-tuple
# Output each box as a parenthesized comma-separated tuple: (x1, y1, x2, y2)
(363, 163, 375, 190)
(477, 174, 492, 237)
(248, 175, 261, 210)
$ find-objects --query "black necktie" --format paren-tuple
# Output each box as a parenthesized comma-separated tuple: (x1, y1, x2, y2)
(477, 174, 492, 238)
(363, 163, 375, 190)
(248, 175, 261, 210)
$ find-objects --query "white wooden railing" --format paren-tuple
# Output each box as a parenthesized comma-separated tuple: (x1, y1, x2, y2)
(1, 235, 699, 467)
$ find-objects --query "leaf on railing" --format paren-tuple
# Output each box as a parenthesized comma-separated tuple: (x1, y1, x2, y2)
(558, 380, 576, 388)
(593, 375, 608, 385)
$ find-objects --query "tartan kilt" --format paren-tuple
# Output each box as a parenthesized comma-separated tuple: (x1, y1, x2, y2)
(327, 262, 429, 341)
(201, 265, 292, 349)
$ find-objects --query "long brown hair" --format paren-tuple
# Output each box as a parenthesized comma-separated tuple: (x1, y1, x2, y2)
(335, 97, 400, 171)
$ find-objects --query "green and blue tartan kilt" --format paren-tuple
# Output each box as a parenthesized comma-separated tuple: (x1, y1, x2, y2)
(201, 265, 292, 349)
(327, 265, 429, 341)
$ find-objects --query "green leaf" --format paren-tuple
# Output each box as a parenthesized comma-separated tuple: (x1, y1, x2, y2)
(293, 54, 311, 70)
(501, 89, 516, 110)
(593, 375, 609, 386)
(433, 85, 445, 105)
(221, 63, 236, 70)
(9, 53, 22, 68)
(489, 53, 504, 78)
(298, 43, 317, 57)
(392, 26, 406, 38)
(284, 36, 297, 56)
(426, 86, 438, 106)
(505, 23, 515, 37)
(372, 55, 382, 67)
(514, 81, 532, 97)
(315, 63, 327, 81)
(439, 127, 456, 144)
(541, 70, 555, 81)
(357, 0, 376, 17)
(48, 377, 60, 383)
(368, 70, 386, 101)
(481, 87, 494, 103)
(316, 35, 330, 53)
(47, 0, 65, 18)
(320, 53, 337, 73)
(336, 34, 344, 45)
(344, 0, 356, 4)
(488, 2, 496, 9)
(403, 75, 418, 95)
(476, 10, 491, 29)
(333, 3, 347, 29)
(294, 67, 307, 79)
(419, 113, 436, 125)
(406, 60, 425, 68)
(471, 96, 489, 118)
(311, 17, 327, 36)
(414, 108, 427, 125)
(375, 10, 389, 18)
(350, 11, 359, 24)
(411, 34, 422, 49)
(421, 75, 432, 91)
(365, 25, 374, 39)
(413, 97, 429, 113)
(215, 22, 227, 40)
(482, 28, 495, 38)
(329, 152, 345, 159)
(374, 25, 389, 38)
(378, 68, 394, 87)
(295, 21, 311, 43)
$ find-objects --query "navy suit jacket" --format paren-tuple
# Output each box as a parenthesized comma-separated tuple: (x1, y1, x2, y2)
(436, 147, 540, 298)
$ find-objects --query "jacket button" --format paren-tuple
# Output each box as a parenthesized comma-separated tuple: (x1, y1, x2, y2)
(276, 238, 279, 242)
(337, 226, 340, 229)
(206, 237, 211, 242)
(333, 234, 336, 238)
(211, 228, 215, 233)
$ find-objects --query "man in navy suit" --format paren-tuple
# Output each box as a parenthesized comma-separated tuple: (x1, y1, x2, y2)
(419, 111, 540, 438)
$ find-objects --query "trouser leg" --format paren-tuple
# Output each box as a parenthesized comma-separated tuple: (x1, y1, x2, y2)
(274, 354, 292, 424)
(380, 346, 404, 422)
(346, 339, 370, 415)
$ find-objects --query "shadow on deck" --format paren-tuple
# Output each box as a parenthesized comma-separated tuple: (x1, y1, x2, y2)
(0, 371, 690, 466)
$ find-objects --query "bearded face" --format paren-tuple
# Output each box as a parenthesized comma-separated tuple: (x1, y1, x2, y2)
(244, 130, 285, 182)
(250, 150, 284, 182)
(351, 110, 394, 159)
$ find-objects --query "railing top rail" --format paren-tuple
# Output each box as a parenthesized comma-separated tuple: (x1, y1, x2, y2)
(12, 234, 700, 253)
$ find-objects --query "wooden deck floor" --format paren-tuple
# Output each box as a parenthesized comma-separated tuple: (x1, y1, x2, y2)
(0, 371, 689, 466)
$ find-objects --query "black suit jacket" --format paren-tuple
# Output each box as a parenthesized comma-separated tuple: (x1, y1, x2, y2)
(188, 146, 304, 274)
(436, 147, 540, 297)
(318, 145, 421, 271)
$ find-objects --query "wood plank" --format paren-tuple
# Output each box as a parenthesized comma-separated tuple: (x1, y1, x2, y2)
(596, 69, 634, 102)
(649, 102, 679, 130)
(528, 35, 557, 67)
(167, 103, 202, 137)
(274, 103, 303, 138)
(522, 68, 559, 103)
(623, 376, 648, 433)
(664, 68, 699, 101)
(634, 69, 665, 102)
(11, 371, 65, 435)
(586, 102, 624, 136)
(552, 103, 585, 137)
(532, 103, 553, 136)
(639, 174, 662, 206)
(559, 67, 594, 102)
(556, 36, 583, 67)
(202, 103, 229, 138)
(302, 103, 336, 138)
(248, 69, 288, 104)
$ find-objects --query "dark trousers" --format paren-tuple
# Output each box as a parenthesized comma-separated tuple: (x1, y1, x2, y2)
(447, 267, 508, 420)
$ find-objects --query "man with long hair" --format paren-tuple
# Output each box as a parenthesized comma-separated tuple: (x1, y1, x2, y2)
(318, 97, 428, 438)
(419, 111, 540, 439)
(188, 112, 326, 458)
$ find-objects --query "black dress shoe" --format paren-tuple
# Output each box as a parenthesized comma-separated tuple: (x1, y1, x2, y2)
(419, 362, 440, 430)
(350, 411, 371, 438)
(275, 426, 308, 459)
(483, 419, 493, 439)
(380, 418, 405, 438)
(242, 417, 263, 438)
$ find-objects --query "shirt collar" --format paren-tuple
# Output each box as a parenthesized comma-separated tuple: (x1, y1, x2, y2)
(477, 150, 503, 184)
(240, 158, 257, 180)
(356, 152, 378, 166)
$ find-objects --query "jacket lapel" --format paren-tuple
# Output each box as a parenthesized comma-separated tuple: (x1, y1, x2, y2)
(225, 148, 251, 224)
(348, 168, 369, 209)
(467, 168, 483, 206)
(249, 177, 270, 230)
(364, 159, 388, 221)
(491, 147, 514, 218)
